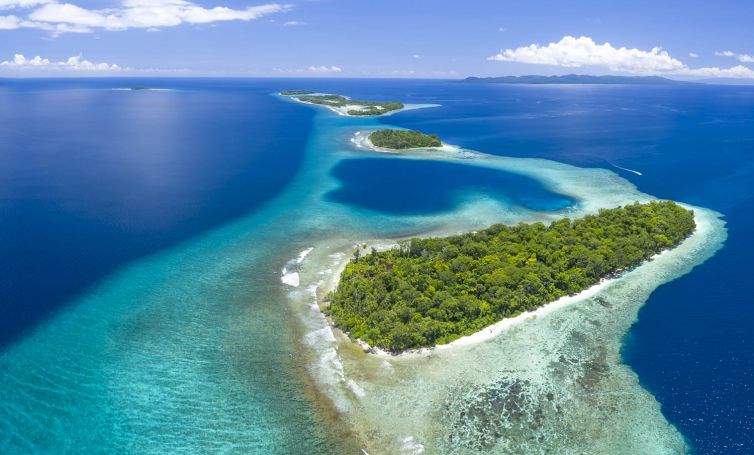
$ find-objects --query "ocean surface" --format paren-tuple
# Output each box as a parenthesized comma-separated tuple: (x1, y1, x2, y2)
(0, 78, 752, 453)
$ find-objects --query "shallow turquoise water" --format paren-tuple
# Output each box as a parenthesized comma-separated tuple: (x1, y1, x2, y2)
(284, 103, 725, 453)
(0, 89, 579, 453)
(0, 80, 737, 453)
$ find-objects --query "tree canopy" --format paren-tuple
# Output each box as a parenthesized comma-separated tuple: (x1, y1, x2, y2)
(292, 94, 404, 116)
(369, 129, 442, 149)
(326, 201, 695, 352)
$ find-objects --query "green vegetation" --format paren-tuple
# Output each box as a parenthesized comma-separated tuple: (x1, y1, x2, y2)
(369, 129, 442, 149)
(281, 89, 314, 95)
(293, 94, 404, 116)
(129, 87, 149, 90)
(326, 201, 695, 352)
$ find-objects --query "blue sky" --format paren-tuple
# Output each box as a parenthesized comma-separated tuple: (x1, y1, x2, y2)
(1, 0, 753, 79)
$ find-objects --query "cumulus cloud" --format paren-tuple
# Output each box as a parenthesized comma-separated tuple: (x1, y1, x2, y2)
(0, 14, 19, 27)
(0, 0, 51, 9)
(715, 50, 754, 63)
(0, 0, 289, 33)
(489, 36, 686, 72)
(307, 65, 341, 73)
(1, 53, 122, 71)
(489, 36, 754, 79)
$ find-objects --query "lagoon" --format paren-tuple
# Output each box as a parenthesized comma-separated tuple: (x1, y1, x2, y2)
(1, 78, 752, 453)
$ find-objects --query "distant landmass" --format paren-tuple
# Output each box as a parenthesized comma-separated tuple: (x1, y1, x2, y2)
(463, 74, 698, 85)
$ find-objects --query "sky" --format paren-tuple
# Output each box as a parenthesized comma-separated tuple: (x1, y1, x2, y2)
(1, 0, 753, 79)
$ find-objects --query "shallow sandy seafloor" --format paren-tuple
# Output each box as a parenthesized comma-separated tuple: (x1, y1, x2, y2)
(0, 93, 728, 454)
(284, 142, 727, 454)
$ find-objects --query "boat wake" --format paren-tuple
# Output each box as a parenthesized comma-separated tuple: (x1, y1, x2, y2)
(607, 161, 643, 176)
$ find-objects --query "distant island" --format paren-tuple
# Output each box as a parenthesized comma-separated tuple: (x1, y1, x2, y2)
(368, 129, 442, 149)
(281, 91, 404, 116)
(463, 74, 697, 85)
(325, 201, 695, 352)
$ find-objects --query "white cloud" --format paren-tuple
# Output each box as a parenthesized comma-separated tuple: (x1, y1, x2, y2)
(488, 36, 686, 72)
(715, 50, 754, 63)
(307, 65, 341, 73)
(283, 20, 304, 26)
(498, 26, 505, 32)
(412, 54, 421, 59)
(682, 64, 754, 78)
(1, 53, 122, 71)
(0, 0, 50, 9)
(0, 0, 290, 33)
(0, 14, 20, 27)
(689, 52, 699, 58)
(0, 14, 82, 32)
(489, 36, 754, 79)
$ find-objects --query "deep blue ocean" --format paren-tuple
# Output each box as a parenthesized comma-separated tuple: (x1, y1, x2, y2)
(1, 78, 752, 453)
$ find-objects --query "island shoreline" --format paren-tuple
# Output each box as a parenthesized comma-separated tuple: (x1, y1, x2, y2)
(350, 130, 461, 154)
(308, 210, 700, 359)
(279, 91, 440, 117)
(276, 89, 725, 454)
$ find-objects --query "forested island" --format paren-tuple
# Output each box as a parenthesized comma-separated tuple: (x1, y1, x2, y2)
(280, 89, 314, 95)
(368, 129, 442, 149)
(326, 201, 695, 352)
(283, 92, 404, 116)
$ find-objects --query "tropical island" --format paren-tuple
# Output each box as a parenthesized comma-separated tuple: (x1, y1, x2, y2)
(368, 129, 442, 149)
(282, 91, 405, 116)
(280, 89, 314, 95)
(325, 201, 695, 352)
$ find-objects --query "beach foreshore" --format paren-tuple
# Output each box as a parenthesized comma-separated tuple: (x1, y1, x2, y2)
(276, 91, 724, 453)
(310, 212, 701, 359)
(349, 130, 461, 154)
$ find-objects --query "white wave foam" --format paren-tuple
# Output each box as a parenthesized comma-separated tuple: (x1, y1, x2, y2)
(347, 379, 366, 398)
(280, 271, 300, 287)
(295, 247, 314, 263)
(281, 247, 314, 287)
(291, 252, 358, 412)
(400, 436, 425, 455)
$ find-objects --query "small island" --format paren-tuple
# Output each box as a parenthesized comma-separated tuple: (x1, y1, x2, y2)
(280, 89, 314, 95)
(325, 201, 695, 352)
(368, 129, 442, 149)
(282, 91, 405, 116)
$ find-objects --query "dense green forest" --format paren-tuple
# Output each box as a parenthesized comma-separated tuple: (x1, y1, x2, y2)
(281, 89, 314, 95)
(369, 129, 442, 149)
(326, 201, 695, 351)
(292, 94, 404, 115)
